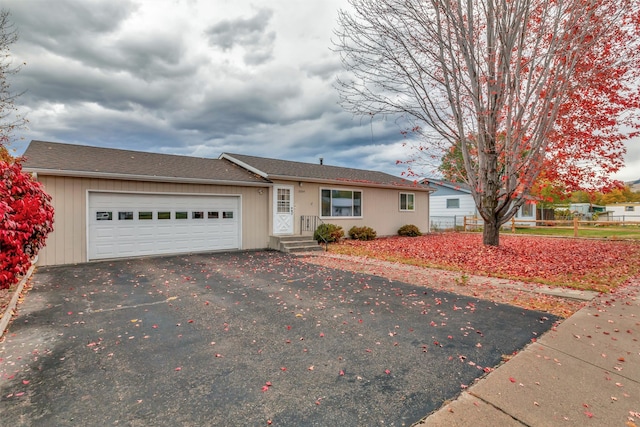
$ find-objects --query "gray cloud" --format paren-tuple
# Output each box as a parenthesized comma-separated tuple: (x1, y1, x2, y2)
(4, 0, 637, 182)
(206, 8, 276, 65)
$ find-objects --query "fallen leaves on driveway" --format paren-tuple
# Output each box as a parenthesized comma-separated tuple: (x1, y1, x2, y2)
(300, 252, 586, 318)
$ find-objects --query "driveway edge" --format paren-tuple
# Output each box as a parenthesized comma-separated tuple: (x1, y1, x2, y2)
(0, 256, 38, 339)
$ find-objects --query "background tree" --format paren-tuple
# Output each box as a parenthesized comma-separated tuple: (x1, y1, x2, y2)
(438, 138, 471, 183)
(335, 0, 640, 246)
(0, 9, 25, 150)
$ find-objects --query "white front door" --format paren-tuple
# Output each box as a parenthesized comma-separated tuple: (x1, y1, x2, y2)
(273, 185, 294, 234)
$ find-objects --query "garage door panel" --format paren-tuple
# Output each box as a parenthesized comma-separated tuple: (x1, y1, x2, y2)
(88, 193, 241, 260)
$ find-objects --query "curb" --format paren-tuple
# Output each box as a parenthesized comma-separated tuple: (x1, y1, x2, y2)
(0, 257, 38, 340)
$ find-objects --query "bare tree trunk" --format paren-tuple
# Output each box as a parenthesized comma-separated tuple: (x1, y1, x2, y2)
(482, 216, 500, 247)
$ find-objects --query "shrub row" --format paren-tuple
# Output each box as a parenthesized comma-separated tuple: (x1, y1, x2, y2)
(314, 223, 423, 243)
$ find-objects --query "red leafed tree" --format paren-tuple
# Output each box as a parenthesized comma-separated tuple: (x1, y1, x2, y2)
(335, 0, 640, 246)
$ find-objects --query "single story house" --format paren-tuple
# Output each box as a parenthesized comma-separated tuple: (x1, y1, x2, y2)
(566, 203, 607, 219)
(22, 140, 432, 266)
(421, 178, 536, 229)
(605, 202, 640, 220)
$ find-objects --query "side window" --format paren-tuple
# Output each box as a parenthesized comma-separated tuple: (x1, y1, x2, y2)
(400, 193, 415, 211)
(521, 204, 534, 217)
(446, 199, 460, 209)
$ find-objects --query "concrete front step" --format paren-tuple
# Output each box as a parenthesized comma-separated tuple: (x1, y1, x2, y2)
(270, 235, 324, 253)
(284, 244, 323, 253)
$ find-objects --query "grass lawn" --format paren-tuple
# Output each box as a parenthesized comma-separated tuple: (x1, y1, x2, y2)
(328, 233, 640, 293)
(507, 226, 640, 239)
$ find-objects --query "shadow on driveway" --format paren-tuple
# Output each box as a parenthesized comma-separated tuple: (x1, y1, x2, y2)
(0, 251, 558, 426)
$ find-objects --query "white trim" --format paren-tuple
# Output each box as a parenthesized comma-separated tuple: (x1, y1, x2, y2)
(24, 167, 269, 187)
(219, 154, 269, 179)
(86, 189, 244, 198)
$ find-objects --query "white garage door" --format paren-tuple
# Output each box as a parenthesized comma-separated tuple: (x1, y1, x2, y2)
(88, 192, 240, 260)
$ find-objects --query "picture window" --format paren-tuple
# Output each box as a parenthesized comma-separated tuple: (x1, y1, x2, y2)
(321, 189, 362, 217)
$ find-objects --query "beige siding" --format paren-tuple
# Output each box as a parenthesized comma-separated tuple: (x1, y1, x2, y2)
(273, 179, 430, 237)
(36, 175, 269, 266)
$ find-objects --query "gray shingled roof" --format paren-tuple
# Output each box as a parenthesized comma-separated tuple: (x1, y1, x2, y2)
(21, 141, 269, 185)
(222, 153, 429, 190)
(421, 178, 471, 193)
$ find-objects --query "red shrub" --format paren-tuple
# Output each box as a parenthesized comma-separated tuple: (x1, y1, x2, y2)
(0, 161, 54, 289)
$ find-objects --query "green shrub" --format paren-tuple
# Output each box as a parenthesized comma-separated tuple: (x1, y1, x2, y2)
(348, 226, 377, 240)
(314, 223, 344, 243)
(398, 224, 422, 237)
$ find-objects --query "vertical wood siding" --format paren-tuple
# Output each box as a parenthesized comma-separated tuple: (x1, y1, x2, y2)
(36, 176, 269, 266)
(274, 180, 430, 237)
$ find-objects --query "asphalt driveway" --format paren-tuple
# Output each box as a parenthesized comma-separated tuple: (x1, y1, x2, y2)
(0, 251, 558, 426)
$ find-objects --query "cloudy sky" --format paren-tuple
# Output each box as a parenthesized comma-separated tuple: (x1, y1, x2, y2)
(3, 0, 639, 182)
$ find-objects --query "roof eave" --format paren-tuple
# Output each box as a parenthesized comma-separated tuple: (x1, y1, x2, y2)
(268, 174, 434, 191)
(23, 168, 270, 187)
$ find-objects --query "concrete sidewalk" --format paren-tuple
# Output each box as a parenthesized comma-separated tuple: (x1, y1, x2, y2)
(419, 278, 640, 427)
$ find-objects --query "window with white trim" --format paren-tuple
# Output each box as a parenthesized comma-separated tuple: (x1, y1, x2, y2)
(446, 198, 460, 209)
(399, 193, 415, 211)
(626, 206, 635, 212)
(521, 203, 534, 217)
(321, 189, 362, 217)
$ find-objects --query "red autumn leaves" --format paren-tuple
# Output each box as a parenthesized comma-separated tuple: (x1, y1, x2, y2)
(0, 161, 54, 289)
(330, 234, 640, 292)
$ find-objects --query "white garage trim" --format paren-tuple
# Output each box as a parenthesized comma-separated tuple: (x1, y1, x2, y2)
(87, 191, 242, 260)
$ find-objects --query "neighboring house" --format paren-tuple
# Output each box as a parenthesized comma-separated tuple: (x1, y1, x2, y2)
(22, 140, 432, 266)
(420, 179, 477, 229)
(567, 203, 607, 219)
(605, 202, 640, 220)
(421, 178, 536, 229)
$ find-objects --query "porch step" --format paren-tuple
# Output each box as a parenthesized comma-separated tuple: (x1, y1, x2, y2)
(270, 235, 324, 253)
